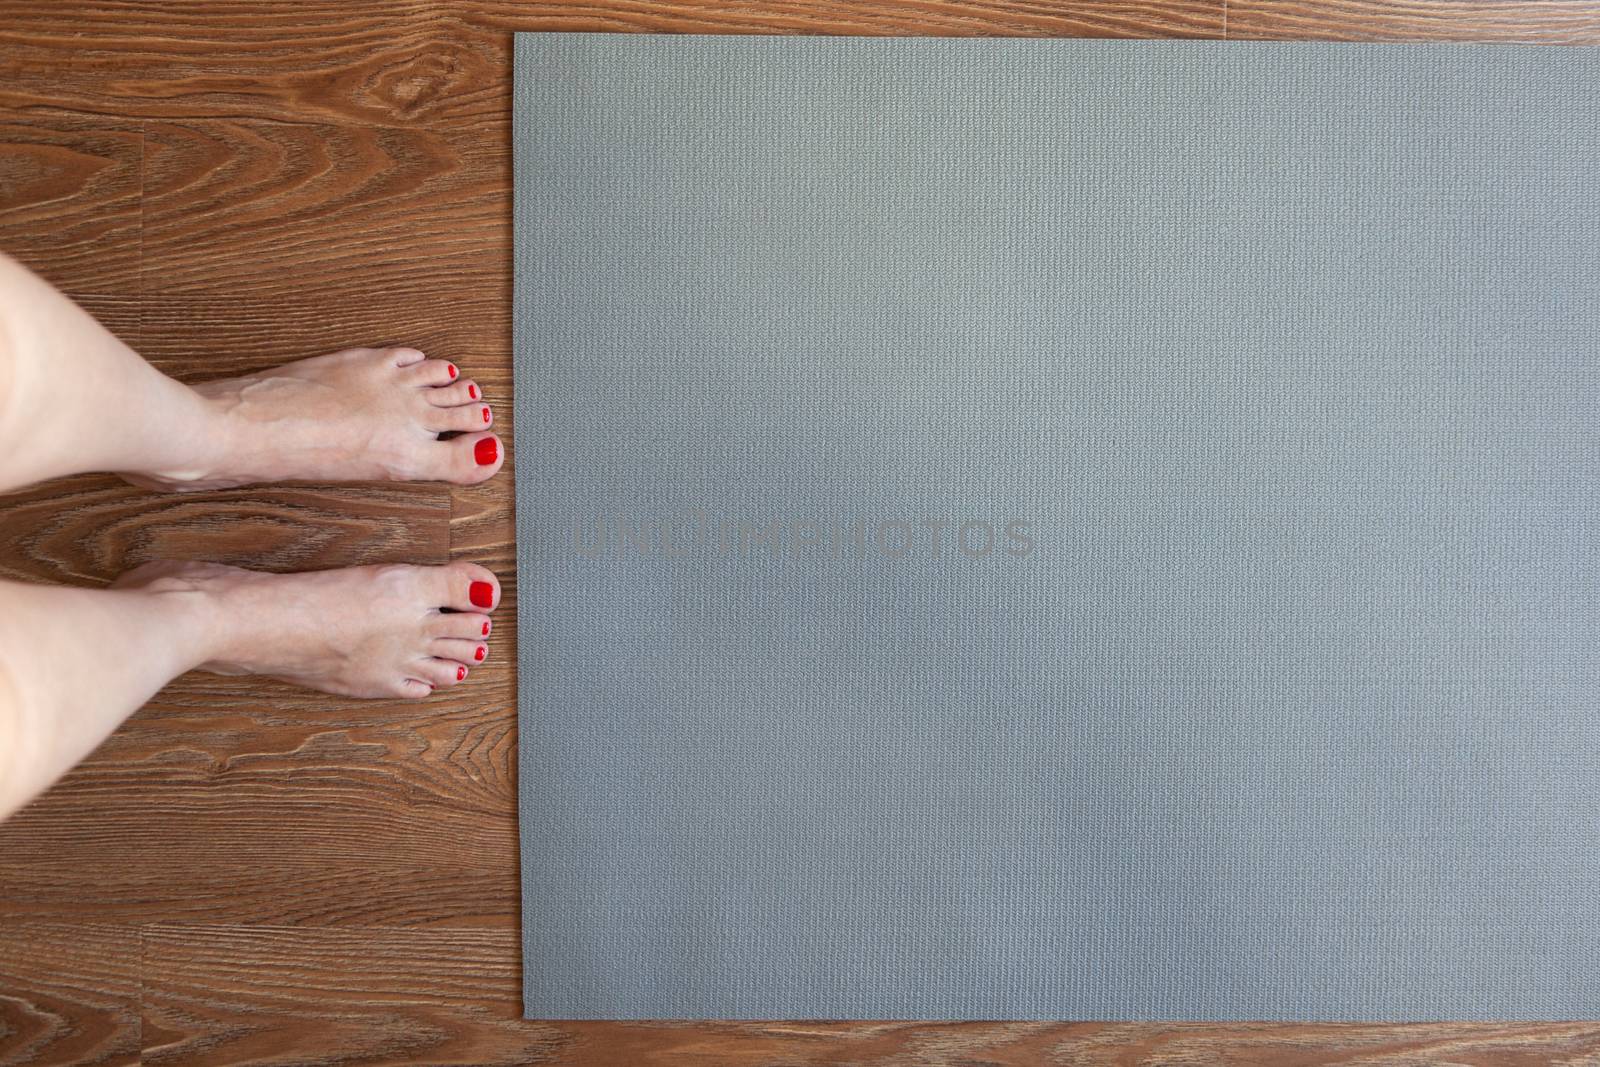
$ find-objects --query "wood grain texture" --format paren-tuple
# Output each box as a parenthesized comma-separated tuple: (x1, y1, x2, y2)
(0, 120, 141, 297)
(140, 926, 553, 1066)
(0, 672, 518, 927)
(2, 1, 1598, 1063)
(138, 117, 507, 298)
(0, 924, 140, 1066)
(1227, 0, 1600, 42)
(0, 480, 447, 587)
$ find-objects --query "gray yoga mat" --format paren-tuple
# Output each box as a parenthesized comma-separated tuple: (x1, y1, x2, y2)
(512, 33, 1600, 1021)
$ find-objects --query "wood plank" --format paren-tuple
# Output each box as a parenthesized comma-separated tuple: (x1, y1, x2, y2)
(1227, 0, 1600, 42)
(531, 1021, 1600, 1066)
(135, 290, 504, 379)
(137, 117, 506, 299)
(140, 925, 553, 1065)
(0, 643, 518, 928)
(0, 3, 460, 125)
(0, 480, 448, 586)
(0, 922, 141, 1066)
(0, 119, 142, 295)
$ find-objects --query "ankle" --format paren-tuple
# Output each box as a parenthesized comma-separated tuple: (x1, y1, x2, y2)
(183, 382, 245, 473)
(120, 385, 253, 491)
(112, 563, 247, 671)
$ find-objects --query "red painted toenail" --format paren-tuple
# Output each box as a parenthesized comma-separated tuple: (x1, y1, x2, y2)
(474, 438, 498, 465)
(457, 665, 466, 681)
(468, 384, 478, 399)
(475, 645, 486, 662)
(447, 364, 457, 379)
(469, 581, 493, 608)
(482, 621, 490, 636)
(482, 406, 491, 423)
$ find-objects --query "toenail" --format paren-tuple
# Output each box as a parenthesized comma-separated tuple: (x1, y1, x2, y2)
(469, 581, 494, 608)
(481, 621, 490, 636)
(447, 363, 457, 379)
(475, 645, 487, 661)
(475, 438, 498, 465)
(457, 665, 466, 681)
(482, 406, 491, 423)
(468, 384, 478, 399)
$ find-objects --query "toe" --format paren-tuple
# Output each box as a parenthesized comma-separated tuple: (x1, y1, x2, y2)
(386, 347, 428, 368)
(426, 380, 482, 407)
(397, 677, 434, 700)
(431, 613, 492, 641)
(415, 657, 467, 688)
(435, 562, 499, 613)
(445, 431, 504, 484)
(433, 638, 488, 665)
(404, 358, 459, 386)
(424, 401, 493, 435)
(408, 431, 503, 485)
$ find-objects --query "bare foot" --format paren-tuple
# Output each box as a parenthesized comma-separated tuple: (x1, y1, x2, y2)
(113, 559, 500, 699)
(125, 347, 504, 491)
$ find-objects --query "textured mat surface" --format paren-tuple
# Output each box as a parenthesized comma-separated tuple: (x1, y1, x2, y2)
(513, 33, 1600, 1021)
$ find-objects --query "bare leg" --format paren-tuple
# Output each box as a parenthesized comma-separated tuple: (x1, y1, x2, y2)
(0, 253, 505, 493)
(0, 560, 500, 821)
(0, 254, 510, 819)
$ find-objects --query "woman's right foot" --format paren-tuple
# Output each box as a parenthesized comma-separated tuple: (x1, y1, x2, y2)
(124, 346, 505, 491)
(113, 559, 500, 699)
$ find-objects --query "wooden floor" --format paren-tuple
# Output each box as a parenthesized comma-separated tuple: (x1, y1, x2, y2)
(3, 1, 1600, 1064)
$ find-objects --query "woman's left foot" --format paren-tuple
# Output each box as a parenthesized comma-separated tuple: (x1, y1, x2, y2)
(112, 558, 501, 699)
(124, 346, 505, 491)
